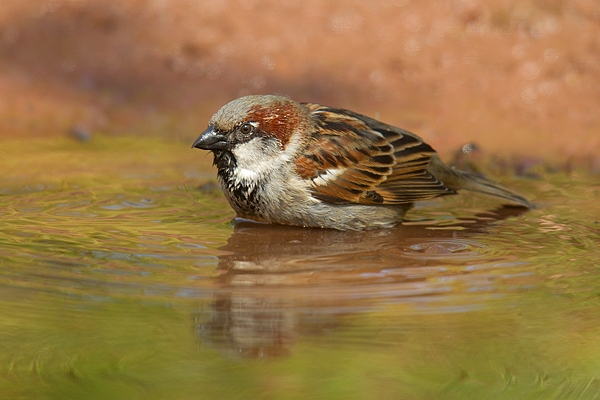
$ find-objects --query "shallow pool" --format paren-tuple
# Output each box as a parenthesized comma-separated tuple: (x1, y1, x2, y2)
(1, 136, 599, 399)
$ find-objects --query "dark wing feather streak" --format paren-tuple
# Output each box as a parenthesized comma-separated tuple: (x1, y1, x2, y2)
(297, 103, 455, 205)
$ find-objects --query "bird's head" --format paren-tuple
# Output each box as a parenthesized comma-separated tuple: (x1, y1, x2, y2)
(192, 95, 311, 158)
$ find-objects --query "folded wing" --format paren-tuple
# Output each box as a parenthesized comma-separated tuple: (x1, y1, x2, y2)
(295, 103, 456, 204)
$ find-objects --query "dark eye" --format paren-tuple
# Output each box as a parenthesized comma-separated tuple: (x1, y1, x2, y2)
(240, 123, 254, 135)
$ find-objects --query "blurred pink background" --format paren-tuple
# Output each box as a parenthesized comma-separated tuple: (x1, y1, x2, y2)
(1, 0, 599, 162)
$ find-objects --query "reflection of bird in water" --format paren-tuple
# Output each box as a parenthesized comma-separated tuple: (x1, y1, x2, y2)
(196, 207, 529, 359)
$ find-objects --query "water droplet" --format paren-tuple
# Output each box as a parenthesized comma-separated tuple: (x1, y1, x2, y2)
(521, 86, 538, 104)
(330, 10, 363, 34)
(369, 70, 385, 85)
(543, 48, 559, 64)
(403, 14, 422, 33)
(520, 62, 540, 80)
(462, 143, 475, 154)
(511, 44, 527, 60)
(248, 75, 266, 89)
(261, 55, 276, 71)
(404, 38, 421, 56)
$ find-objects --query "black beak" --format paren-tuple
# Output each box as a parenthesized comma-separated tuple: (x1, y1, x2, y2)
(192, 126, 228, 150)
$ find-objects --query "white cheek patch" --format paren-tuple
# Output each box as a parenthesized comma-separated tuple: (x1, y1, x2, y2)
(231, 138, 287, 184)
(281, 131, 303, 160)
(312, 169, 344, 186)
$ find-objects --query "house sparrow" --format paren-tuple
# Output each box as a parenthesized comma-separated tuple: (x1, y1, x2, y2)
(192, 95, 533, 230)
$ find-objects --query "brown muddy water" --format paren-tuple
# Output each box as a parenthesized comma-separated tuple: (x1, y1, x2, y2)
(1, 136, 599, 399)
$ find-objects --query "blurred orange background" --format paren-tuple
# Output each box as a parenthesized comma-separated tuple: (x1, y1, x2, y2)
(1, 0, 599, 162)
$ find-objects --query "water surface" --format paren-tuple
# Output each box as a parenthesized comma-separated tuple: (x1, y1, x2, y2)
(1, 137, 599, 399)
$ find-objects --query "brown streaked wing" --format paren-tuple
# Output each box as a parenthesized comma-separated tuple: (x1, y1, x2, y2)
(297, 103, 455, 205)
(374, 127, 457, 203)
